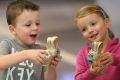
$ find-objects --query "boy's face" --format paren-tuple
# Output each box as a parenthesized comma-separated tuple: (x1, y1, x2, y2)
(77, 13, 110, 43)
(9, 10, 41, 45)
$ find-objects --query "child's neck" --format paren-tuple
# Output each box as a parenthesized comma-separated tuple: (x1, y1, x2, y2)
(14, 38, 34, 48)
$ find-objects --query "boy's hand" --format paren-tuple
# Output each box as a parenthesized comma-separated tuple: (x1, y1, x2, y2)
(25, 49, 48, 65)
(49, 55, 62, 68)
(100, 52, 114, 67)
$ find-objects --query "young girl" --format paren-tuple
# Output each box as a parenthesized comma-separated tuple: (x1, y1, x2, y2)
(75, 4, 120, 80)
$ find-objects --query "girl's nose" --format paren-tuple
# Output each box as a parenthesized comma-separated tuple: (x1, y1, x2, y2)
(88, 27, 93, 34)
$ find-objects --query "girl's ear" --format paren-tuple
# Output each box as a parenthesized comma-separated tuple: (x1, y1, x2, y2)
(104, 18, 110, 29)
(9, 25, 16, 35)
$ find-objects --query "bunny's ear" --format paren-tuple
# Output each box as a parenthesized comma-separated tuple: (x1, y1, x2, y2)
(52, 36, 59, 49)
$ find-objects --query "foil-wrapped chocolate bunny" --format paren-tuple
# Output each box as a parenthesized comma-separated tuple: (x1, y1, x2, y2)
(88, 41, 103, 68)
(43, 36, 60, 64)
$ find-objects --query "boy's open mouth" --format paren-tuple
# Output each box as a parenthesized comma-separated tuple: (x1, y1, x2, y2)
(30, 34, 37, 38)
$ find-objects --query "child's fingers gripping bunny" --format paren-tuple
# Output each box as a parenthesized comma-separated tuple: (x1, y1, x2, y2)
(49, 54, 62, 68)
(24, 49, 62, 68)
(22, 36, 62, 69)
(90, 65, 104, 76)
(100, 52, 114, 67)
(90, 52, 114, 76)
(24, 49, 48, 64)
(88, 41, 114, 76)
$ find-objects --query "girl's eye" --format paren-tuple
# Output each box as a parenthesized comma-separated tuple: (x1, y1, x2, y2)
(81, 28, 86, 32)
(90, 22, 97, 26)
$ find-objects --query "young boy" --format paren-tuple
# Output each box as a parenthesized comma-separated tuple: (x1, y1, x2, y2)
(0, 0, 61, 80)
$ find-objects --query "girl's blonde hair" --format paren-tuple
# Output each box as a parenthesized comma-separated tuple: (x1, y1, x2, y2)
(76, 4, 114, 39)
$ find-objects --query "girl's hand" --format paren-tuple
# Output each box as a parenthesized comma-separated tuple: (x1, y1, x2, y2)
(90, 65, 104, 76)
(100, 52, 114, 67)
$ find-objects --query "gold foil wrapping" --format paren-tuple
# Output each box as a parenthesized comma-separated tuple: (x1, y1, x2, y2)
(88, 41, 103, 68)
(43, 36, 59, 64)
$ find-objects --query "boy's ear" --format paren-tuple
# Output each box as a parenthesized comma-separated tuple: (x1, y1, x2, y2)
(104, 18, 110, 29)
(9, 25, 16, 35)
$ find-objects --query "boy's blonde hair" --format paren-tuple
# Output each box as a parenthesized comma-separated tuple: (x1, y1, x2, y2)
(6, 0, 40, 26)
(76, 4, 114, 39)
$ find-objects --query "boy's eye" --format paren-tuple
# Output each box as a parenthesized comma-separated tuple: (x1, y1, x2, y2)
(25, 24, 31, 27)
(36, 22, 40, 26)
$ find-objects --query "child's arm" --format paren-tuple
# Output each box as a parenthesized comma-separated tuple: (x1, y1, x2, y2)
(0, 49, 48, 69)
(44, 55, 62, 80)
(0, 51, 27, 69)
(112, 54, 120, 66)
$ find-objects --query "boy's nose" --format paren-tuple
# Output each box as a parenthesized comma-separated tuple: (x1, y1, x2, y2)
(32, 25, 39, 30)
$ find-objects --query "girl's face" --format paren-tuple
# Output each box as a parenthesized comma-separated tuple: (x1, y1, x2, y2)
(77, 13, 110, 43)
(9, 10, 41, 45)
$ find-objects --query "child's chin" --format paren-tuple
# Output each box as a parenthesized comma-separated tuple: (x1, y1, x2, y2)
(28, 41, 36, 45)
(91, 37, 100, 41)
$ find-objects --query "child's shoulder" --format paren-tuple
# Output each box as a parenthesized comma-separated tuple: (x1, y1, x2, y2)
(77, 46, 89, 57)
(0, 38, 14, 54)
(0, 38, 14, 45)
(108, 38, 120, 47)
(78, 44, 90, 53)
